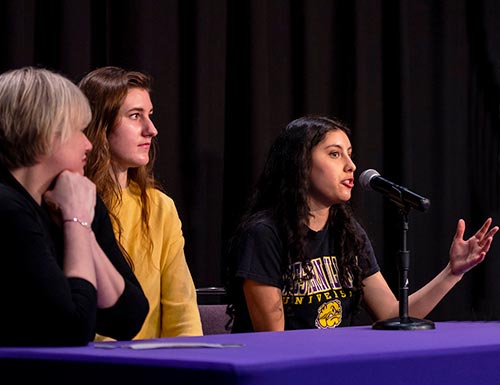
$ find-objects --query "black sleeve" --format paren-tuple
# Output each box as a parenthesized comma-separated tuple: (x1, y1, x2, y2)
(91, 195, 149, 340)
(0, 186, 97, 346)
(234, 221, 284, 288)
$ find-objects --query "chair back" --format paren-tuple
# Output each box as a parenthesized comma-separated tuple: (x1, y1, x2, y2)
(198, 304, 231, 335)
(196, 287, 231, 335)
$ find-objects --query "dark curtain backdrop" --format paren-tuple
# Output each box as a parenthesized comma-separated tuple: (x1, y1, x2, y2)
(2, 0, 500, 322)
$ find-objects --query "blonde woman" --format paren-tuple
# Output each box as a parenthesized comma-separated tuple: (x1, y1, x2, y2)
(0, 67, 148, 346)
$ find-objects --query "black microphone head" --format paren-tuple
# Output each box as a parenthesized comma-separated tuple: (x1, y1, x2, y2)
(358, 169, 380, 191)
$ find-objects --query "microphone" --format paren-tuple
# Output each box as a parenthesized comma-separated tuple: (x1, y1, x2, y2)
(358, 169, 431, 212)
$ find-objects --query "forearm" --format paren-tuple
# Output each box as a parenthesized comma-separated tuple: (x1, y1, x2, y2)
(89, 232, 125, 308)
(63, 221, 96, 287)
(408, 263, 462, 318)
(160, 252, 203, 336)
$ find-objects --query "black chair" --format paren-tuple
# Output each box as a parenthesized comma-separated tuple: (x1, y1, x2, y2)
(196, 287, 231, 335)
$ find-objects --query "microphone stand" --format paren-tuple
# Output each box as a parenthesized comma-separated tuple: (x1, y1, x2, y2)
(372, 203, 435, 330)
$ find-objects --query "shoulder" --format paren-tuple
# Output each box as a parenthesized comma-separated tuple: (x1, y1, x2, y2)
(348, 217, 374, 251)
(237, 213, 283, 249)
(350, 218, 380, 275)
(243, 212, 279, 235)
(249, 221, 280, 241)
(0, 183, 49, 243)
(0, 182, 23, 205)
(0, 182, 37, 219)
(147, 187, 179, 216)
(147, 187, 175, 207)
(126, 184, 177, 212)
(351, 218, 370, 240)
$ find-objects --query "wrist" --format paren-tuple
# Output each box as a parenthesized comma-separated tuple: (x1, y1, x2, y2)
(445, 262, 463, 282)
(63, 217, 91, 230)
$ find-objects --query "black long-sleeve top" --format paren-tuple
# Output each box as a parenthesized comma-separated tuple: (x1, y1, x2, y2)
(0, 168, 149, 346)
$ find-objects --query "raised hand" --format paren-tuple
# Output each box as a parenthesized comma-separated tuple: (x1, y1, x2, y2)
(449, 218, 499, 276)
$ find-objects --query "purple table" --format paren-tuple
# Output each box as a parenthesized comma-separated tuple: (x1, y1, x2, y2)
(1, 321, 499, 384)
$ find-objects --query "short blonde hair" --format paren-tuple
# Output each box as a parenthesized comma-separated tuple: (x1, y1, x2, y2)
(0, 67, 91, 169)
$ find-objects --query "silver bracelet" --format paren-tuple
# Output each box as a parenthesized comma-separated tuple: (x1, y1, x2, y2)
(63, 217, 90, 229)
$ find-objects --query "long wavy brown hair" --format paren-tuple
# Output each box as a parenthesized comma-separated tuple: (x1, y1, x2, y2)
(78, 66, 159, 267)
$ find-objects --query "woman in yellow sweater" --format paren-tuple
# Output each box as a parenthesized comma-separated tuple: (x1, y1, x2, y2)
(79, 66, 202, 339)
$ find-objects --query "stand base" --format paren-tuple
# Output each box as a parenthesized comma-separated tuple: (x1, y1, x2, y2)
(372, 317, 435, 330)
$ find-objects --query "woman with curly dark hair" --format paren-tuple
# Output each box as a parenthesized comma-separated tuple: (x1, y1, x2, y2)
(225, 115, 497, 332)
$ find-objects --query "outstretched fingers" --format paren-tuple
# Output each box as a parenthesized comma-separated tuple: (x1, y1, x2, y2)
(481, 236, 493, 254)
(473, 217, 494, 241)
(450, 218, 498, 276)
(472, 219, 498, 257)
(485, 225, 499, 240)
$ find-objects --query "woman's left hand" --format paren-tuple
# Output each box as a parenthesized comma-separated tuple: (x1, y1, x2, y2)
(449, 217, 499, 276)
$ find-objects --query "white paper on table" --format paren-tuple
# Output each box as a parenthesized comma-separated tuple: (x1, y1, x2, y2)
(94, 341, 244, 350)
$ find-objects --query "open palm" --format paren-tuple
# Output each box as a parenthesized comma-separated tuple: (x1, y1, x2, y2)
(449, 218, 498, 276)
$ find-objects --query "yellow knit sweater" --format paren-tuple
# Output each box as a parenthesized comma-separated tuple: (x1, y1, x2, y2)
(96, 183, 202, 340)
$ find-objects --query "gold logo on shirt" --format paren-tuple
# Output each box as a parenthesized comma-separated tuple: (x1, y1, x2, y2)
(315, 299, 342, 328)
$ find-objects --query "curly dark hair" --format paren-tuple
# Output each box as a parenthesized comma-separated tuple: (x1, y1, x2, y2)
(225, 115, 367, 328)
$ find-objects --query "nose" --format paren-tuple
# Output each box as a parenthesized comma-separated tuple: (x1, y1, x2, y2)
(144, 117, 158, 137)
(84, 133, 93, 151)
(346, 156, 356, 172)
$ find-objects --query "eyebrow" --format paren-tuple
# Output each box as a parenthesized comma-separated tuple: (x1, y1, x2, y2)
(324, 143, 352, 152)
(125, 106, 153, 114)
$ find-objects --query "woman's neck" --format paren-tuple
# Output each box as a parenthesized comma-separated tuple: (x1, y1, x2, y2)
(11, 165, 52, 205)
(111, 167, 129, 189)
(307, 208, 330, 232)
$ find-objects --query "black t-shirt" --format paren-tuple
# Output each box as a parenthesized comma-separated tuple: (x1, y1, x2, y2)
(231, 216, 380, 332)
